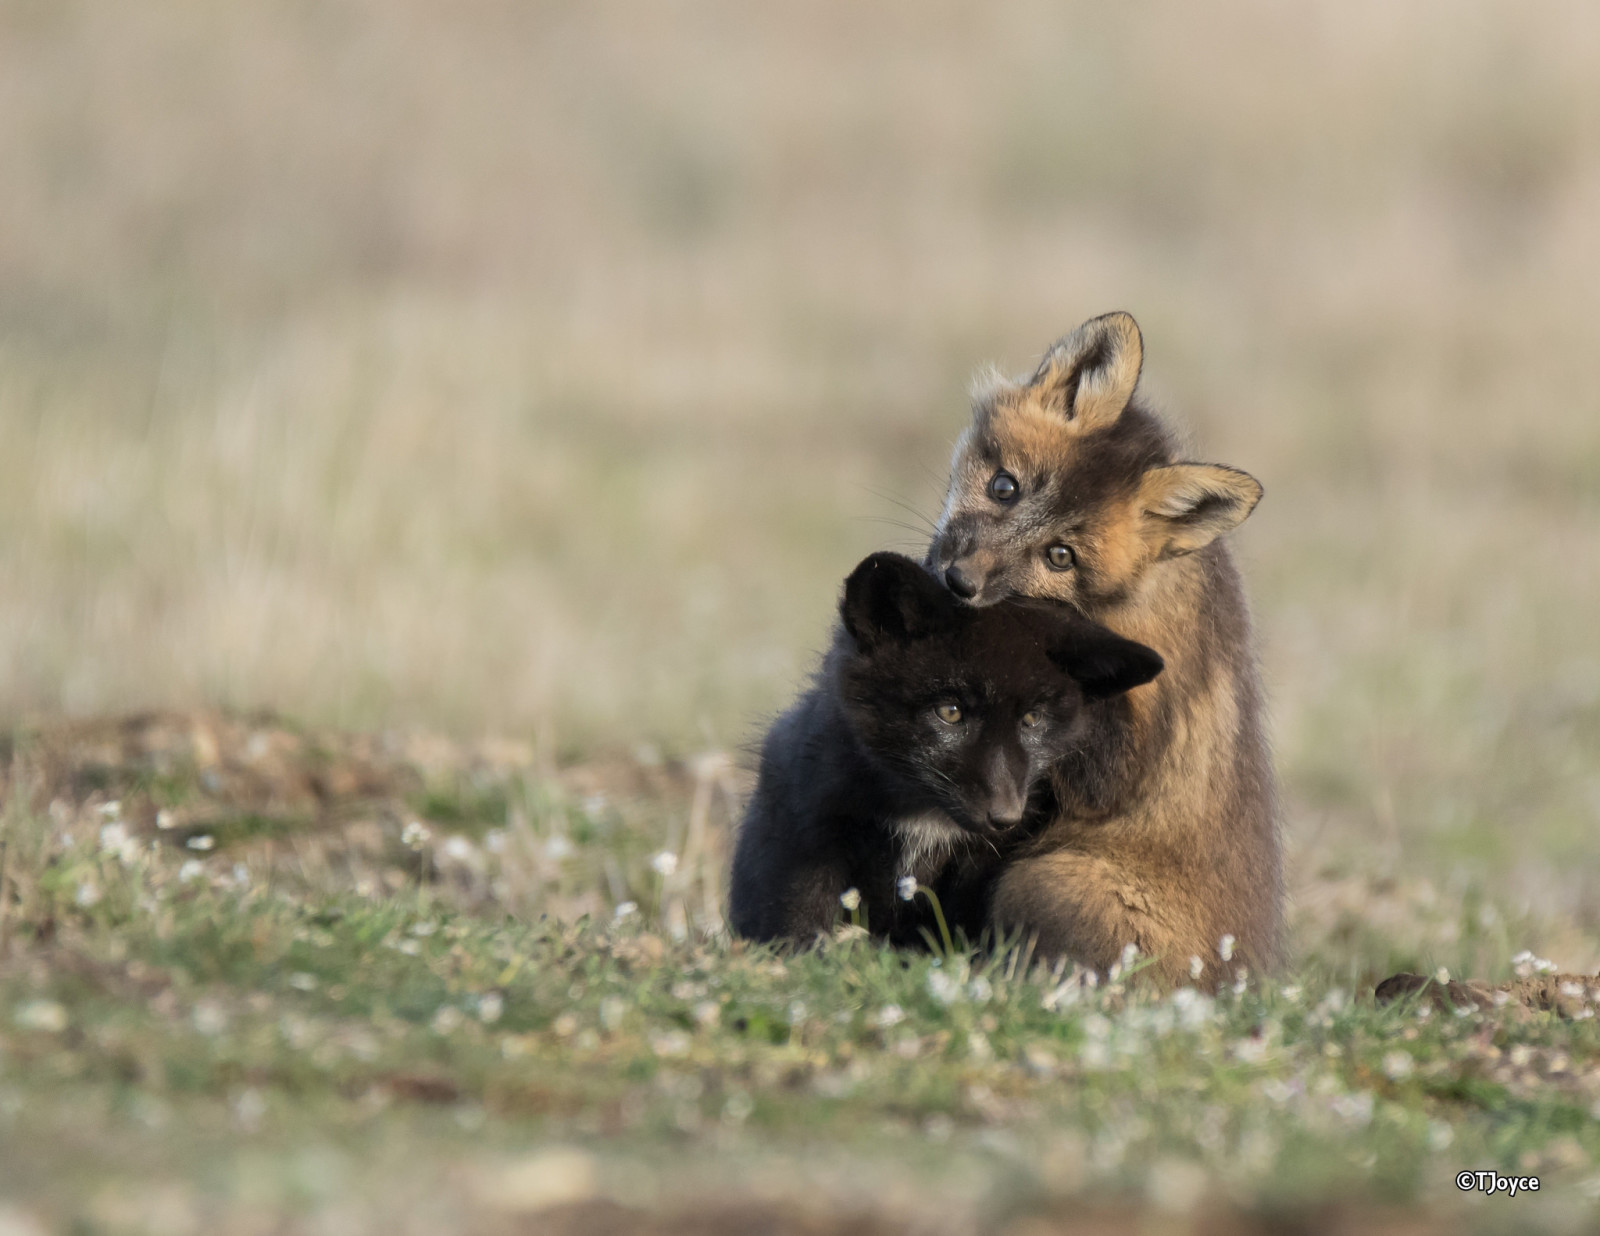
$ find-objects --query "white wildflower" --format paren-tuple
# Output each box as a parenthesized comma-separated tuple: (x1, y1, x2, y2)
(896, 875, 917, 901)
(179, 860, 205, 884)
(478, 992, 504, 1024)
(839, 887, 861, 912)
(75, 880, 102, 908)
(484, 829, 507, 854)
(649, 1029, 692, 1058)
(1426, 1121, 1454, 1152)
(967, 976, 993, 1004)
(409, 920, 438, 937)
(431, 1006, 464, 1035)
(98, 800, 122, 819)
(193, 1001, 229, 1036)
(650, 850, 679, 877)
(1434, 967, 1450, 984)
(186, 834, 215, 852)
(1120, 942, 1141, 971)
(1189, 955, 1204, 981)
(599, 997, 627, 1031)
(927, 970, 963, 1005)
(872, 1004, 906, 1029)
(543, 834, 574, 861)
(1382, 1050, 1414, 1081)
(692, 1000, 720, 1028)
(443, 835, 476, 862)
(401, 820, 431, 850)
(1218, 934, 1235, 963)
(14, 1000, 68, 1032)
(612, 900, 638, 922)
(156, 809, 177, 830)
(289, 973, 318, 991)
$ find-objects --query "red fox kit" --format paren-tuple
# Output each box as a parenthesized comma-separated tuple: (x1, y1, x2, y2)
(927, 312, 1279, 986)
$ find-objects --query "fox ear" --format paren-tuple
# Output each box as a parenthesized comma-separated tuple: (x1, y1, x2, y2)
(1137, 464, 1263, 558)
(840, 553, 951, 652)
(1050, 623, 1165, 700)
(1028, 311, 1143, 432)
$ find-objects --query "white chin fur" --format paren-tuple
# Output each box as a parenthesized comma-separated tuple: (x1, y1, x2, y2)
(893, 810, 967, 876)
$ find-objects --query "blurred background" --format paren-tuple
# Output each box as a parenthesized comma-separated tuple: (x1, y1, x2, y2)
(2, 2, 1598, 958)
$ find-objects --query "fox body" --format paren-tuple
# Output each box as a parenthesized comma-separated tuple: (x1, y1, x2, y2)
(728, 553, 1162, 948)
(928, 312, 1280, 986)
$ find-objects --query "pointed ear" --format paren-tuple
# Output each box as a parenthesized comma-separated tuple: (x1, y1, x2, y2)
(840, 553, 952, 652)
(1049, 622, 1165, 700)
(1028, 311, 1143, 432)
(1137, 464, 1263, 558)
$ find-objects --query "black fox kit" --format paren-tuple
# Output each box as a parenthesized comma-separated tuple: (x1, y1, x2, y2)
(728, 552, 1162, 947)
(928, 312, 1280, 986)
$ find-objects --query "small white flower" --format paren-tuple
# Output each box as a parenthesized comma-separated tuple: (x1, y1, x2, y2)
(192, 1000, 228, 1036)
(927, 970, 963, 1005)
(14, 1000, 68, 1032)
(1120, 942, 1141, 970)
(612, 900, 638, 922)
(442, 835, 475, 862)
(967, 977, 993, 1004)
(650, 850, 679, 877)
(186, 834, 215, 852)
(839, 888, 861, 912)
(872, 1004, 906, 1029)
(1382, 1050, 1414, 1081)
(178, 860, 205, 884)
(649, 1029, 692, 1057)
(431, 1006, 464, 1035)
(401, 820, 431, 850)
(98, 801, 123, 820)
(692, 1000, 720, 1028)
(1189, 955, 1204, 981)
(478, 992, 504, 1024)
(543, 835, 574, 861)
(289, 972, 318, 991)
(75, 880, 102, 908)
(409, 920, 438, 937)
(1218, 934, 1235, 963)
(1426, 1120, 1454, 1152)
(156, 809, 178, 831)
(896, 875, 918, 901)
(1434, 967, 1450, 984)
(484, 829, 507, 854)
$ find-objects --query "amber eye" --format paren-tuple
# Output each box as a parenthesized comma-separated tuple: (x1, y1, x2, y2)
(1046, 544, 1075, 570)
(935, 703, 963, 724)
(1021, 710, 1042, 728)
(987, 471, 1018, 502)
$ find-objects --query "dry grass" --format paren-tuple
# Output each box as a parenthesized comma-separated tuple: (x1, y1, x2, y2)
(2, 4, 1599, 960)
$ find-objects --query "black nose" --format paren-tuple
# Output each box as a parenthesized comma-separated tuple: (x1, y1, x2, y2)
(945, 563, 978, 599)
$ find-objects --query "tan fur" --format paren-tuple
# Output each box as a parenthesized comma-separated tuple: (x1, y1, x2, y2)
(929, 312, 1280, 989)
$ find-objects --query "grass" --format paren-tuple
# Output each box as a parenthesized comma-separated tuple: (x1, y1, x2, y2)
(3, 716, 1600, 1233)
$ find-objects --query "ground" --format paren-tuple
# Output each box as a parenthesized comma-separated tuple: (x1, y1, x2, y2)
(1, 712, 1598, 1235)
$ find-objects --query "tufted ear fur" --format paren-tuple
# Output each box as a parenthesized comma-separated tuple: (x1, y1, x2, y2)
(840, 553, 953, 652)
(1027, 311, 1144, 433)
(1137, 464, 1263, 559)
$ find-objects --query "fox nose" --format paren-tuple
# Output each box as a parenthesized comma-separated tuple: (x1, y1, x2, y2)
(945, 563, 979, 599)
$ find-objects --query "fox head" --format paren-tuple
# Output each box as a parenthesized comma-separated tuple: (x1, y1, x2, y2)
(928, 312, 1263, 611)
(836, 553, 1163, 835)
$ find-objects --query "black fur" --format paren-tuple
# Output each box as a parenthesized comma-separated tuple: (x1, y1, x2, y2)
(728, 553, 1162, 948)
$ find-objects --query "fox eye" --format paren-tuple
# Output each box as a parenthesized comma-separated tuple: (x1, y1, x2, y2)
(1046, 544, 1075, 570)
(987, 471, 1018, 503)
(935, 703, 963, 724)
(1021, 710, 1043, 728)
